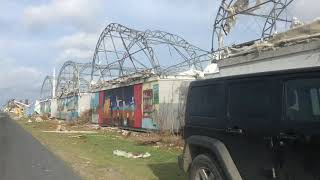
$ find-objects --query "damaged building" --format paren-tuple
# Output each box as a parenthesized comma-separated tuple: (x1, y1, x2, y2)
(38, 23, 210, 132)
(36, 0, 320, 132)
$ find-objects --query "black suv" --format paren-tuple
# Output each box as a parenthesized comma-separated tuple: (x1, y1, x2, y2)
(179, 67, 320, 180)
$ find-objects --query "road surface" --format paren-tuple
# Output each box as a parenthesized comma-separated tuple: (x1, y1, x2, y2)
(0, 113, 81, 180)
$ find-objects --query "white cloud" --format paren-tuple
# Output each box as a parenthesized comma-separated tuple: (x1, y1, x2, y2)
(23, 0, 104, 31)
(53, 31, 99, 64)
(105, 0, 215, 26)
(0, 60, 43, 89)
(54, 32, 98, 50)
(55, 48, 94, 64)
(0, 58, 44, 105)
(289, 0, 320, 22)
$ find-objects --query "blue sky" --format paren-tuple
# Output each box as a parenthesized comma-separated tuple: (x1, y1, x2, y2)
(0, 0, 318, 105)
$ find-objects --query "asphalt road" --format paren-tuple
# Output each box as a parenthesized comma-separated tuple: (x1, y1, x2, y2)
(0, 113, 81, 180)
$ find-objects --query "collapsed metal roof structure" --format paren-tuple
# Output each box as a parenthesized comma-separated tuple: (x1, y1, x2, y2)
(56, 61, 93, 97)
(91, 23, 210, 87)
(41, 23, 210, 98)
(41, 0, 300, 99)
(212, 0, 294, 53)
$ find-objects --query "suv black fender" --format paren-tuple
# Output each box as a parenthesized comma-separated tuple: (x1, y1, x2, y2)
(179, 135, 242, 180)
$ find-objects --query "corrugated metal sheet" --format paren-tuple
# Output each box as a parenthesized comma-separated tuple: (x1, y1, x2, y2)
(98, 91, 105, 125)
(50, 99, 58, 118)
(78, 93, 91, 116)
(91, 92, 99, 124)
(157, 80, 190, 132)
(40, 100, 51, 116)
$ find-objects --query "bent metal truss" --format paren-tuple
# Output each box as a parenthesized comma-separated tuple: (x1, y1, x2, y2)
(51, 23, 210, 97)
(91, 23, 210, 87)
(212, 0, 294, 51)
(40, 76, 53, 100)
(56, 61, 93, 98)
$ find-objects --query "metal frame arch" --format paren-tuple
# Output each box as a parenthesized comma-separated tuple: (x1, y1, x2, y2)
(91, 23, 158, 84)
(211, 0, 294, 52)
(262, 0, 294, 38)
(142, 30, 210, 73)
(56, 61, 80, 98)
(40, 76, 53, 100)
(92, 23, 140, 67)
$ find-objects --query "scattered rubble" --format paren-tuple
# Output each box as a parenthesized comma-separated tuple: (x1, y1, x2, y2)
(42, 130, 98, 134)
(113, 150, 151, 159)
(69, 135, 86, 139)
(121, 130, 131, 137)
(35, 116, 44, 122)
(56, 124, 67, 131)
(89, 124, 101, 130)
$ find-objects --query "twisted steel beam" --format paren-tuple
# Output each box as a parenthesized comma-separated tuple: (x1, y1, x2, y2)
(56, 61, 92, 98)
(40, 76, 53, 100)
(91, 23, 210, 87)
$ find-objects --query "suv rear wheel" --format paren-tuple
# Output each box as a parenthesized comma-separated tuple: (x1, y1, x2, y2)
(189, 154, 225, 180)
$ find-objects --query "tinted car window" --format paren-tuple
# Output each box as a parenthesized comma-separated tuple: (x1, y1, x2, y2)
(189, 84, 224, 117)
(228, 80, 271, 124)
(286, 78, 320, 122)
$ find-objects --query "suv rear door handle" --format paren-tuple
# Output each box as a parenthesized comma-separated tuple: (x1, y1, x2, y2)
(226, 128, 243, 134)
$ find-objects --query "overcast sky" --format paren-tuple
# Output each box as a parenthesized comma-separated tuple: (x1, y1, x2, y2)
(0, 0, 319, 106)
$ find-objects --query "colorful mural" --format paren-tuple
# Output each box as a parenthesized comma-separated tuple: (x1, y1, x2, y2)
(102, 86, 136, 127)
(57, 96, 78, 120)
(142, 82, 160, 130)
(93, 82, 161, 130)
(94, 84, 143, 128)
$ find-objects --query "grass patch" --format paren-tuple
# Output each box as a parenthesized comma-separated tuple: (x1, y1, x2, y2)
(16, 119, 186, 180)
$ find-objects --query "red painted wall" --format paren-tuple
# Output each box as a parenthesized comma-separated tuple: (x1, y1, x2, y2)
(134, 84, 143, 128)
(98, 91, 105, 125)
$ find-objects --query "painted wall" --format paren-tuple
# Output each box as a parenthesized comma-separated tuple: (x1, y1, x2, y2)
(92, 79, 191, 131)
(98, 84, 142, 128)
(57, 96, 78, 121)
(40, 100, 51, 116)
(142, 81, 160, 130)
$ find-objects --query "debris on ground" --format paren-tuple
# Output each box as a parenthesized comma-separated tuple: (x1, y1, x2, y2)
(27, 119, 33, 123)
(121, 130, 131, 137)
(42, 130, 98, 134)
(56, 124, 67, 131)
(89, 124, 101, 130)
(35, 116, 44, 122)
(113, 150, 151, 159)
(69, 135, 86, 139)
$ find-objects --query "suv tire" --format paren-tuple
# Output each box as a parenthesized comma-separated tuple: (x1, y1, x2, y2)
(189, 154, 225, 180)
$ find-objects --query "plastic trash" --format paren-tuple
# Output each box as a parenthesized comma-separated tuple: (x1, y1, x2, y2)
(113, 150, 151, 159)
